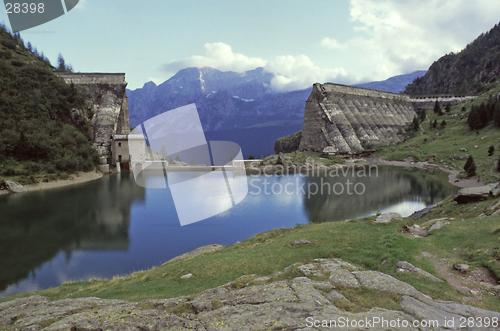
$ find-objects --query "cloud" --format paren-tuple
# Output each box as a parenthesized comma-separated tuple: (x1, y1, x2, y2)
(320, 37, 347, 50)
(162, 42, 267, 76)
(162, 42, 351, 92)
(338, 0, 500, 79)
(265, 55, 352, 92)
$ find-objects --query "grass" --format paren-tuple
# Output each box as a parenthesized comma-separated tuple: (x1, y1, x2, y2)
(378, 81, 500, 183)
(1, 196, 499, 312)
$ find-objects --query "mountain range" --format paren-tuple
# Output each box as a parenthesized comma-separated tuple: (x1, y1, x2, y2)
(127, 68, 426, 158)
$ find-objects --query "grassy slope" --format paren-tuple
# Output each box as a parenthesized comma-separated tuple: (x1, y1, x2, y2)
(379, 80, 500, 183)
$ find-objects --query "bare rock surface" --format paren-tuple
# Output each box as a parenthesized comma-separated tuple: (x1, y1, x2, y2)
(453, 185, 494, 204)
(2, 258, 499, 330)
(396, 261, 444, 283)
(5, 180, 27, 193)
(374, 212, 403, 224)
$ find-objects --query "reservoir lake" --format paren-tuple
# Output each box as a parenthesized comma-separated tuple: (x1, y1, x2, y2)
(0, 166, 457, 298)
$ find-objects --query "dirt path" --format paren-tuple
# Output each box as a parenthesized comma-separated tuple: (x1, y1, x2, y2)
(0, 171, 104, 195)
(419, 251, 499, 302)
(367, 156, 485, 188)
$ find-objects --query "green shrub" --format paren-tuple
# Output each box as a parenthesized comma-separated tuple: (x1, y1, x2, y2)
(2, 167, 16, 176)
(10, 60, 24, 67)
(1, 39, 16, 50)
(45, 164, 56, 174)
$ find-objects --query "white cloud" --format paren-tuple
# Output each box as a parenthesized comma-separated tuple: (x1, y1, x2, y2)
(163, 42, 267, 76)
(320, 37, 347, 50)
(339, 0, 500, 79)
(162, 42, 351, 92)
(265, 55, 352, 92)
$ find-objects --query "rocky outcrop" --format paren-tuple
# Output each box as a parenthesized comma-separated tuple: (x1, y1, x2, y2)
(56, 73, 131, 156)
(2, 258, 499, 331)
(4, 180, 27, 193)
(374, 212, 403, 224)
(453, 183, 499, 204)
(300, 83, 416, 153)
(396, 261, 444, 283)
(274, 130, 302, 154)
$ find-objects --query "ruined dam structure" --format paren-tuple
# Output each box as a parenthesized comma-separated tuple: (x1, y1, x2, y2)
(56, 73, 131, 156)
(300, 83, 416, 153)
(411, 94, 476, 112)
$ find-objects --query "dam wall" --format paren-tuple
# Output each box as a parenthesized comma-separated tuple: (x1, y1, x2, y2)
(56, 73, 130, 155)
(410, 94, 476, 112)
(299, 83, 416, 153)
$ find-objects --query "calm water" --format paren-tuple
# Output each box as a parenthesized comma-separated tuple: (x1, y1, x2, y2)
(0, 166, 457, 297)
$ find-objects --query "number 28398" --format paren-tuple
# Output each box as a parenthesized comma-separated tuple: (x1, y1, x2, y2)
(5, 3, 45, 14)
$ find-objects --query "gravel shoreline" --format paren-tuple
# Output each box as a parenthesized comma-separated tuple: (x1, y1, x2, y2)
(0, 171, 104, 195)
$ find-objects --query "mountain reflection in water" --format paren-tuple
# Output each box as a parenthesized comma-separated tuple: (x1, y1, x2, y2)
(0, 166, 456, 297)
(303, 166, 456, 223)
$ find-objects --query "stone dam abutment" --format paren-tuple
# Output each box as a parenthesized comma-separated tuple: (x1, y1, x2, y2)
(298, 83, 475, 154)
(56, 73, 130, 156)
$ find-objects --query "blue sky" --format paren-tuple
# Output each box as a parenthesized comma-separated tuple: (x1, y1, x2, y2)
(1, 0, 500, 91)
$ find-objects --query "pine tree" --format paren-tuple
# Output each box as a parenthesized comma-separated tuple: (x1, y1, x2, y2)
(412, 116, 419, 131)
(433, 100, 441, 114)
(464, 155, 476, 177)
(418, 109, 426, 122)
(488, 145, 495, 156)
(432, 119, 438, 128)
(468, 108, 482, 130)
(441, 120, 446, 127)
(494, 102, 500, 127)
(56, 53, 66, 72)
(189, 157, 196, 165)
(445, 103, 451, 112)
(478, 102, 489, 126)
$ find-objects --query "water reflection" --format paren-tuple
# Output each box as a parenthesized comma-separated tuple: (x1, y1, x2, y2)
(0, 166, 457, 297)
(0, 174, 145, 293)
(303, 166, 456, 222)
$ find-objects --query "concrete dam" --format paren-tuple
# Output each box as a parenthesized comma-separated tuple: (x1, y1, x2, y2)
(299, 83, 417, 153)
(297, 83, 476, 154)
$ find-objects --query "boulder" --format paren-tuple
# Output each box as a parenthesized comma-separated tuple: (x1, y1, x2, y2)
(396, 261, 443, 282)
(428, 220, 450, 232)
(274, 131, 302, 154)
(453, 186, 492, 204)
(5, 180, 28, 193)
(454, 264, 469, 272)
(290, 239, 317, 246)
(374, 212, 403, 224)
(180, 273, 193, 280)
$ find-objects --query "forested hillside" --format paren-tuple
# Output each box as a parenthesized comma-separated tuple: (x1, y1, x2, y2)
(0, 24, 97, 184)
(404, 22, 500, 95)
